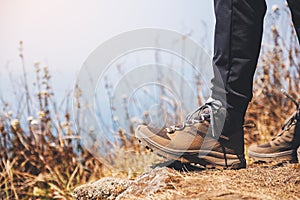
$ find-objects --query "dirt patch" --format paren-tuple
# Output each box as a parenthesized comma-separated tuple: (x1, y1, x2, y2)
(74, 162, 300, 200)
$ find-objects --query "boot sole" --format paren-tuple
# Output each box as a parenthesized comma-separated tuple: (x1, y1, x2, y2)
(136, 130, 245, 170)
(247, 149, 293, 162)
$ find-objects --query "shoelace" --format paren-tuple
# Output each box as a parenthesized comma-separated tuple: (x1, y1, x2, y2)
(166, 97, 223, 138)
(271, 110, 300, 144)
(281, 89, 299, 131)
(281, 110, 299, 131)
(271, 90, 299, 142)
(271, 128, 291, 144)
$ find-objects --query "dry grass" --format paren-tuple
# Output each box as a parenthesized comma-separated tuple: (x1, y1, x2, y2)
(0, 61, 105, 199)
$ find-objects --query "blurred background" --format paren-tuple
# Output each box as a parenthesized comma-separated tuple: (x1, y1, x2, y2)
(0, 0, 287, 101)
(0, 0, 216, 103)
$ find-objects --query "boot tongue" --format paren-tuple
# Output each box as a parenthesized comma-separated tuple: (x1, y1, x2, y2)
(198, 108, 210, 121)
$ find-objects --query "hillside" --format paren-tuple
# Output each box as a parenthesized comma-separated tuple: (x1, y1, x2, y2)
(74, 161, 300, 200)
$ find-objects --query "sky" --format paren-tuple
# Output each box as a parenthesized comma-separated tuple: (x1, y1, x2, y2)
(0, 0, 286, 104)
(0, 0, 216, 101)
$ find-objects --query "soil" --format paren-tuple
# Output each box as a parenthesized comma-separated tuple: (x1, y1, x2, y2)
(74, 161, 300, 200)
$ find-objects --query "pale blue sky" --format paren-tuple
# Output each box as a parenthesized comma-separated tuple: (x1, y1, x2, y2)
(0, 0, 285, 103)
(0, 0, 216, 100)
(0, 0, 215, 67)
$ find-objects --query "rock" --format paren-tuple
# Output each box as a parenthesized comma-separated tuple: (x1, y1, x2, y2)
(73, 177, 132, 200)
(117, 167, 182, 199)
(73, 167, 181, 200)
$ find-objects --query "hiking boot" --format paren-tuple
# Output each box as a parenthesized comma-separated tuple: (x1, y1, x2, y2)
(248, 110, 300, 162)
(135, 98, 246, 169)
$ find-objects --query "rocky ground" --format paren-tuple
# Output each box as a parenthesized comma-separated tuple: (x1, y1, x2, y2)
(74, 161, 300, 200)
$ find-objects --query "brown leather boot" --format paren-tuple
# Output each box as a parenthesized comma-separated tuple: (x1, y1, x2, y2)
(135, 98, 246, 169)
(248, 110, 300, 162)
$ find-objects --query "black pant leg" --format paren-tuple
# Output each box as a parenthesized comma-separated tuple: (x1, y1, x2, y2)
(211, 0, 267, 115)
(287, 0, 300, 162)
(287, 0, 300, 43)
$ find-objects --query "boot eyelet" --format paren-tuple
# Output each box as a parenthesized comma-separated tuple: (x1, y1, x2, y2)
(185, 120, 194, 126)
